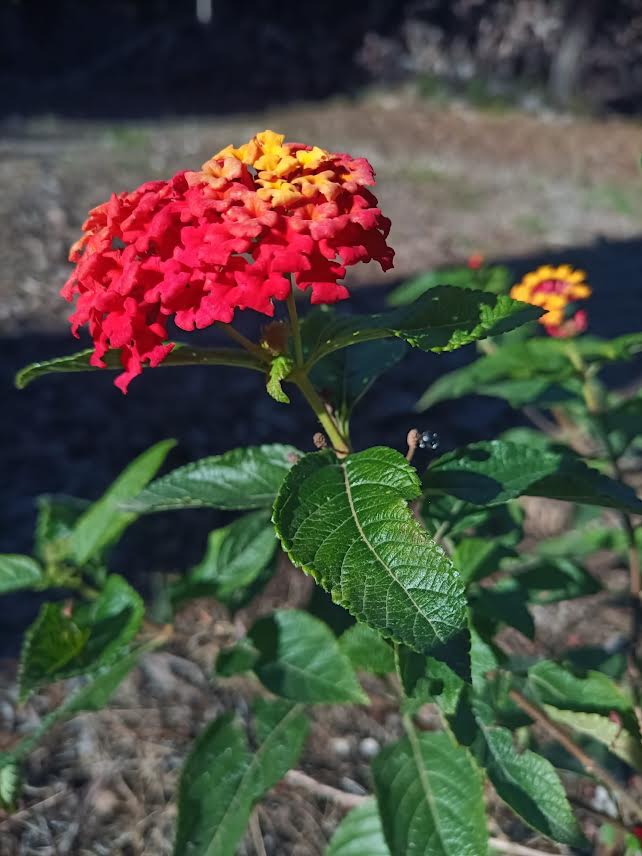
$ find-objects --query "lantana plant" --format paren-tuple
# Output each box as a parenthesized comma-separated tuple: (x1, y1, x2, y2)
(4, 131, 642, 855)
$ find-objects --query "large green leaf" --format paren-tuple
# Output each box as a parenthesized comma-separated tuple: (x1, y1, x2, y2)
(273, 447, 467, 654)
(15, 344, 265, 389)
(171, 510, 277, 607)
(474, 724, 584, 846)
(303, 287, 543, 369)
(248, 610, 367, 703)
(425, 440, 642, 514)
(130, 444, 300, 513)
(70, 439, 176, 565)
(373, 729, 488, 856)
(19, 575, 144, 700)
(0, 554, 43, 594)
(528, 661, 632, 714)
(339, 623, 395, 676)
(174, 700, 308, 856)
(326, 800, 391, 856)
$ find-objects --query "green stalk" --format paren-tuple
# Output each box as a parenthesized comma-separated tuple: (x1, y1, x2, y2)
(566, 342, 641, 663)
(293, 370, 350, 456)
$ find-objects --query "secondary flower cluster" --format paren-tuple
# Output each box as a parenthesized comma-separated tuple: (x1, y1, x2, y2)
(510, 264, 591, 337)
(61, 131, 394, 391)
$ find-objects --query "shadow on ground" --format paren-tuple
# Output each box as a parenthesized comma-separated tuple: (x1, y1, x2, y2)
(2, 235, 641, 651)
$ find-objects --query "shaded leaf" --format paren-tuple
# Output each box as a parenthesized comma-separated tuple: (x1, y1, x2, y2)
(453, 538, 516, 585)
(426, 440, 642, 514)
(326, 800, 391, 856)
(475, 724, 585, 846)
(174, 700, 308, 856)
(0, 555, 43, 595)
(130, 444, 300, 513)
(339, 623, 395, 675)
(171, 510, 277, 607)
(310, 338, 406, 429)
(528, 661, 632, 714)
(70, 439, 176, 565)
(274, 447, 467, 654)
(0, 761, 20, 810)
(373, 729, 488, 856)
(19, 576, 144, 700)
(15, 344, 265, 389)
(388, 264, 511, 306)
(34, 494, 89, 566)
(515, 558, 601, 604)
(215, 639, 259, 677)
(248, 610, 367, 703)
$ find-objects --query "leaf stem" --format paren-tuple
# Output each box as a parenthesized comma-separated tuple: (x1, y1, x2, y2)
(216, 322, 270, 363)
(509, 687, 642, 823)
(286, 278, 304, 369)
(293, 371, 350, 456)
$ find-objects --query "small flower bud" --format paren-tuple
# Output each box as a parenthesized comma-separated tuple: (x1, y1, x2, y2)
(313, 432, 328, 449)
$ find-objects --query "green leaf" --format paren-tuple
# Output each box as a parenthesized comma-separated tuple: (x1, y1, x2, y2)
(274, 447, 467, 654)
(19, 575, 144, 700)
(0, 554, 43, 594)
(70, 439, 176, 565)
(34, 495, 89, 564)
(453, 538, 516, 585)
(130, 444, 301, 513)
(425, 440, 642, 514)
(310, 338, 406, 429)
(174, 700, 308, 856)
(15, 344, 265, 389)
(267, 355, 294, 403)
(215, 639, 259, 677)
(515, 558, 601, 604)
(528, 661, 632, 714)
(472, 588, 535, 639)
(475, 724, 585, 846)
(0, 761, 21, 810)
(339, 623, 395, 676)
(373, 729, 488, 856)
(326, 800, 391, 856)
(304, 287, 543, 368)
(171, 510, 277, 607)
(542, 706, 642, 771)
(248, 610, 367, 703)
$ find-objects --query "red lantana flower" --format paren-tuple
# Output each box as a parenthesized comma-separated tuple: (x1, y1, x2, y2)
(62, 130, 394, 391)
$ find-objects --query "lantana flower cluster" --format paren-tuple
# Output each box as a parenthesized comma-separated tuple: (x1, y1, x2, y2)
(510, 264, 591, 338)
(62, 131, 394, 391)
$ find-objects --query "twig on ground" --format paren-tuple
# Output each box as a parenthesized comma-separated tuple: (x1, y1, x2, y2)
(249, 811, 268, 856)
(282, 770, 365, 809)
(283, 769, 571, 855)
(488, 838, 562, 856)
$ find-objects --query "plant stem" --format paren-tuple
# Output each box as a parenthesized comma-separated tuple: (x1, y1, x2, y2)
(568, 345, 642, 667)
(509, 688, 642, 823)
(286, 279, 304, 369)
(217, 322, 269, 362)
(293, 371, 350, 455)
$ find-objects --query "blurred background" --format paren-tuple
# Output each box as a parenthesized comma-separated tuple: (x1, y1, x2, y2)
(1, 4, 642, 851)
